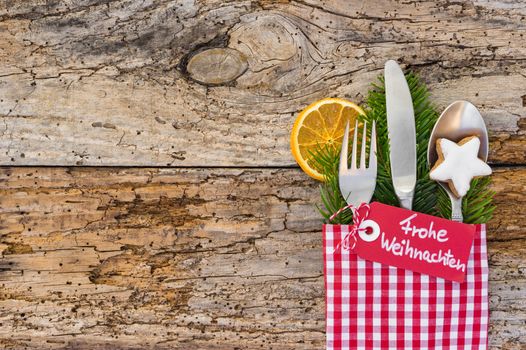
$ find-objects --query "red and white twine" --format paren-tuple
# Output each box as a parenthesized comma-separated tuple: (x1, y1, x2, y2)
(330, 203, 371, 252)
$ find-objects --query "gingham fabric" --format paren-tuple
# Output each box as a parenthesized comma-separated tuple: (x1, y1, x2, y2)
(323, 224, 488, 350)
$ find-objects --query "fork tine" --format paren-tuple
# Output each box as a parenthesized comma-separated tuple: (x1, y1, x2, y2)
(351, 120, 358, 170)
(360, 121, 367, 169)
(339, 121, 350, 174)
(369, 120, 377, 170)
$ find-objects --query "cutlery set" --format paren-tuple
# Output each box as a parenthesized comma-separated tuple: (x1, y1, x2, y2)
(338, 60, 491, 222)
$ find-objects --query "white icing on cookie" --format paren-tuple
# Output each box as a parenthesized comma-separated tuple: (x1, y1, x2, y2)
(430, 137, 492, 197)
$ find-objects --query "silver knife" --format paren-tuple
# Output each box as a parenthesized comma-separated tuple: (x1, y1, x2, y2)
(384, 60, 417, 210)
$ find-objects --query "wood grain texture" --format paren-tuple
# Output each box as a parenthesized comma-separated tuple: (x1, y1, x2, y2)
(0, 167, 524, 349)
(1, 1, 525, 349)
(0, 0, 525, 166)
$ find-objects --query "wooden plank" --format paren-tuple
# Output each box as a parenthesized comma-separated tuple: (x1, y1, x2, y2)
(0, 1, 525, 166)
(0, 167, 524, 349)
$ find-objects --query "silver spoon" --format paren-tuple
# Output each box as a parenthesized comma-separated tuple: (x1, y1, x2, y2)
(427, 101, 489, 222)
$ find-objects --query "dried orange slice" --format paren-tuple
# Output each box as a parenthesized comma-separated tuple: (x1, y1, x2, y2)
(290, 98, 364, 181)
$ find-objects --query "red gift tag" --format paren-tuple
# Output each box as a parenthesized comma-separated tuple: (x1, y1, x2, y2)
(350, 202, 475, 282)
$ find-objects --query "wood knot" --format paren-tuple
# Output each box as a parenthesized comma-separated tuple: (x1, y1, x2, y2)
(186, 48, 248, 86)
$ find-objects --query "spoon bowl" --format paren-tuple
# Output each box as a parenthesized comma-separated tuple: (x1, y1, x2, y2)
(427, 101, 489, 222)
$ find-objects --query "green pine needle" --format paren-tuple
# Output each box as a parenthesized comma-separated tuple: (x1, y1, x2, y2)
(312, 72, 494, 224)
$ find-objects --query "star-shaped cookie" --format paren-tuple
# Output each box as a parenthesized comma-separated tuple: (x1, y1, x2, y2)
(430, 136, 492, 198)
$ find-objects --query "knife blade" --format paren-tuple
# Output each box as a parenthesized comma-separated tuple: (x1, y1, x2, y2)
(384, 60, 417, 210)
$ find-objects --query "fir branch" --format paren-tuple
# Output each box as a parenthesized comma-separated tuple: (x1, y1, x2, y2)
(310, 145, 354, 224)
(437, 177, 496, 224)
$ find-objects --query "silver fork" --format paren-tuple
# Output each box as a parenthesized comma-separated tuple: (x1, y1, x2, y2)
(338, 120, 377, 207)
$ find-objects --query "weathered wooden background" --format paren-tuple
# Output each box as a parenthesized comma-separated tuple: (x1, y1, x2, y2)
(0, 0, 525, 349)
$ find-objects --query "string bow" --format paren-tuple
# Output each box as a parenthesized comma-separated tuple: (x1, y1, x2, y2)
(330, 203, 371, 252)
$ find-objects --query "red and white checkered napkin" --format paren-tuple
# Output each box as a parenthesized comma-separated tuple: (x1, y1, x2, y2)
(323, 224, 488, 350)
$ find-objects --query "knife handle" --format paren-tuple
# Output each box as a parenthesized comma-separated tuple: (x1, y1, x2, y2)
(396, 190, 414, 211)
